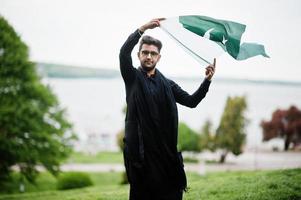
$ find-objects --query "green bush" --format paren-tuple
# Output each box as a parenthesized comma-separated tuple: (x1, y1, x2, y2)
(178, 122, 200, 152)
(120, 171, 128, 185)
(183, 156, 199, 163)
(116, 129, 125, 151)
(57, 172, 93, 190)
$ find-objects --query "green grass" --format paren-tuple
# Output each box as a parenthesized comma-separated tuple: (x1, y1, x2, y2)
(0, 172, 123, 194)
(65, 151, 123, 164)
(66, 151, 199, 164)
(185, 169, 301, 200)
(1, 169, 301, 200)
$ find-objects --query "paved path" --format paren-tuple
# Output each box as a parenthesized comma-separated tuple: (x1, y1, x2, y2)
(61, 151, 301, 174)
(189, 151, 301, 174)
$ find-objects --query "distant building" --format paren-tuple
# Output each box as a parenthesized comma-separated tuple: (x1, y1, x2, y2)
(74, 131, 119, 153)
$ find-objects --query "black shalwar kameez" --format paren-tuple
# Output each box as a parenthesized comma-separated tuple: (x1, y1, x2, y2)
(119, 29, 211, 200)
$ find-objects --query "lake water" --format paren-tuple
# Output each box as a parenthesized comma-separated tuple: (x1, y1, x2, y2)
(45, 77, 301, 151)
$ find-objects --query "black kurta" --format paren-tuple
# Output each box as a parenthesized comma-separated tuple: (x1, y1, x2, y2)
(119, 29, 211, 199)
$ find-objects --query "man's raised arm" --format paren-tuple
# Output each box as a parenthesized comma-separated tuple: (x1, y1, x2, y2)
(119, 30, 141, 85)
(170, 58, 216, 108)
(119, 18, 165, 84)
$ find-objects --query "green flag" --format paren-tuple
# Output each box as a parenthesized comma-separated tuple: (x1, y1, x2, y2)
(179, 15, 269, 60)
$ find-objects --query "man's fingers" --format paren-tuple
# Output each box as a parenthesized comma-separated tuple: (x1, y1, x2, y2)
(206, 59, 216, 80)
(157, 17, 166, 21)
(153, 20, 161, 27)
(146, 18, 166, 29)
(206, 66, 215, 74)
(154, 18, 166, 26)
(206, 66, 214, 71)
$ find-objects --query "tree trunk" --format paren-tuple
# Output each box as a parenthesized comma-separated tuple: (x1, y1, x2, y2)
(219, 151, 228, 163)
(284, 136, 291, 151)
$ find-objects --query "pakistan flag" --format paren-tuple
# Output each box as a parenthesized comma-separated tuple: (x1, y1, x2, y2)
(160, 15, 269, 65)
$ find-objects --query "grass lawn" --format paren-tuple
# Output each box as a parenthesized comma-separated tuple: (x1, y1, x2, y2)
(0, 168, 300, 200)
(65, 151, 124, 164)
(66, 151, 199, 164)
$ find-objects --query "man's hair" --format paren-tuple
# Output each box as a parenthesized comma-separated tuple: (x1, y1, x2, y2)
(139, 35, 162, 52)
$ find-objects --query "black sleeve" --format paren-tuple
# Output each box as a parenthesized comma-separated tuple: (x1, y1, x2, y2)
(119, 29, 142, 85)
(169, 78, 211, 108)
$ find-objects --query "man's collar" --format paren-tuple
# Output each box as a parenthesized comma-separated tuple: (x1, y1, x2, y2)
(139, 67, 156, 78)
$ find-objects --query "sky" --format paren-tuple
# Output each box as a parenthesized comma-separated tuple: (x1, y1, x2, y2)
(1, 0, 301, 81)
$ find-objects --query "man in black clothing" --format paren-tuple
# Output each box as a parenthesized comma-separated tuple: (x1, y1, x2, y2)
(119, 18, 216, 200)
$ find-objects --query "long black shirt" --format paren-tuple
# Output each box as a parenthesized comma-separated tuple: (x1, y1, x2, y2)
(119, 29, 211, 192)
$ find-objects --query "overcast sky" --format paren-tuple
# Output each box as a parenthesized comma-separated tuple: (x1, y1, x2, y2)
(1, 0, 301, 81)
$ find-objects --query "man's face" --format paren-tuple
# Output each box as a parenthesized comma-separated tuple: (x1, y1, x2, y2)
(138, 44, 161, 71)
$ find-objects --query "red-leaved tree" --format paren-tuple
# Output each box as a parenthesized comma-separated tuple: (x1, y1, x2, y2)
(261, 105, 301, 150)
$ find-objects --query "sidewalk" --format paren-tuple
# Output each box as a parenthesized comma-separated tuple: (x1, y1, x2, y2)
(61, 151, 301, 173)
(188, 151, 301, 174)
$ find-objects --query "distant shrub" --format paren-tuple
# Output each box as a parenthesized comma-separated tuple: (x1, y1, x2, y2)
(183, 157, 199, 163)
(57, 172, 93, 190)
(178, 122, 200, 152)
(116, 129, 125, 151)
(120, 172, 129, 185)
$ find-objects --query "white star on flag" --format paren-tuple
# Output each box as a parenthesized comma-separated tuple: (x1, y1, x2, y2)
(222, 35, 228, 45)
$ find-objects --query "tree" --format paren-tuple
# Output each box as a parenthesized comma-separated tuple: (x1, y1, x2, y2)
(0, 16, 75, 184)
(261, 105, 301, 151)
(116, 129, 125, 151)
(116, 105, 126, 151)
(215, 96, 247, 163)
(178, 122, 200, 152)
(116, 105, 128, 184)
(199, 119, 216, 152)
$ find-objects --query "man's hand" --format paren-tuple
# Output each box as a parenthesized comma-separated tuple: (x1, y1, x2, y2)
(205, 58, 216, 81)
(139, 18, 165, 33)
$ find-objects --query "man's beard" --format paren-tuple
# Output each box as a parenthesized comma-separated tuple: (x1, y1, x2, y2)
(141, 62, 156, 72)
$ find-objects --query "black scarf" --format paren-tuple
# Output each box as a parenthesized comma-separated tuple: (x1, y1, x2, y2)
(128, 68, 187, 193)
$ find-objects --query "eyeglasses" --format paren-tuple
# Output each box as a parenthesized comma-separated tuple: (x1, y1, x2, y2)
(140, 50, 159, 58)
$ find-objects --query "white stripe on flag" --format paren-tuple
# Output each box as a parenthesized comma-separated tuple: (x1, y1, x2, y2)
(160, 17, 224, 66)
